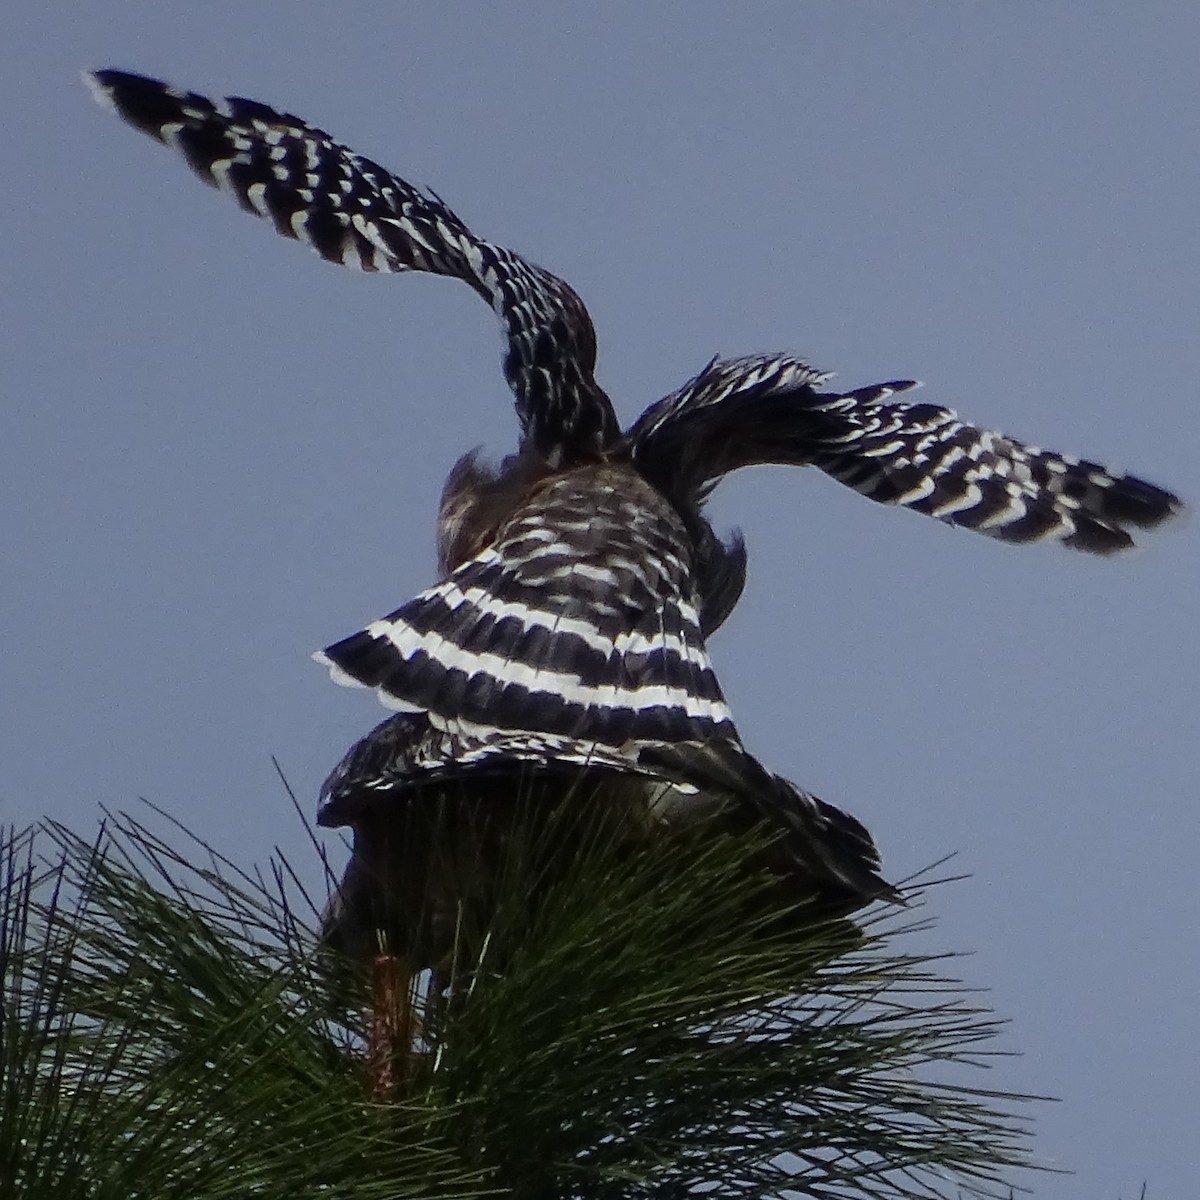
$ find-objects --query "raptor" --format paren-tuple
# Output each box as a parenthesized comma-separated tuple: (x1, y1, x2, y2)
(88, 69, 1180, 963)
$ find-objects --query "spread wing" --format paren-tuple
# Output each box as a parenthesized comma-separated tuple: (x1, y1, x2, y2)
(630, 354, 1181, 554)
(85, 68, 619, 463)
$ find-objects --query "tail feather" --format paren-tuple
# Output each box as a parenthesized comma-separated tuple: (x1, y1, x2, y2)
(633, 741, 898, 911)
(317, 465, 736, 747)
(319, 711, 896, 922)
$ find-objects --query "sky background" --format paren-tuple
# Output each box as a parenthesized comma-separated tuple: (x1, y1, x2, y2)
(3, 4, 1197, 1194)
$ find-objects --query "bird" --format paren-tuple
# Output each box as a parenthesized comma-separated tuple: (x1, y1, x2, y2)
(87, 69, 1181, 967)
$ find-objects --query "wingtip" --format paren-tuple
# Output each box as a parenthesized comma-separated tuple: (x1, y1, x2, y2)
(1166, 492, 1190, 531)
(1151, 486, 1187, 531)
(1105, 489, 1189, 558)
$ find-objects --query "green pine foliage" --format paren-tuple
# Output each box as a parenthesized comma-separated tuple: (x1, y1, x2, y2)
(1, 792, 1040, 1199)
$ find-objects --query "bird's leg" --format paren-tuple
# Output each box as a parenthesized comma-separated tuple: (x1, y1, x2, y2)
(367, 949, 413, 1099)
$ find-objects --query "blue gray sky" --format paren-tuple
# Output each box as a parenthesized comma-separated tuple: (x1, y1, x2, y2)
(3, 4, 1197, 1193)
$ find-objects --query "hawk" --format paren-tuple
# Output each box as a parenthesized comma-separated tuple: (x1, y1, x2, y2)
(88, 70, 1181, 965)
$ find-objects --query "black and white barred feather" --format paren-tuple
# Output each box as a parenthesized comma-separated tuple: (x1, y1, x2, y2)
(87, 69, 1179, 563)
(318, 709, 883, 877)
(89, 70, 1182, 945)
(85, 67, 617, 464)
(629, 354, 1180, 555)
(318, 464, 733, 746)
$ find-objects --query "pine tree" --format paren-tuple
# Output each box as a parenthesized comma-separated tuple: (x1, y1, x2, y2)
(1, 785, 1039, 1199)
